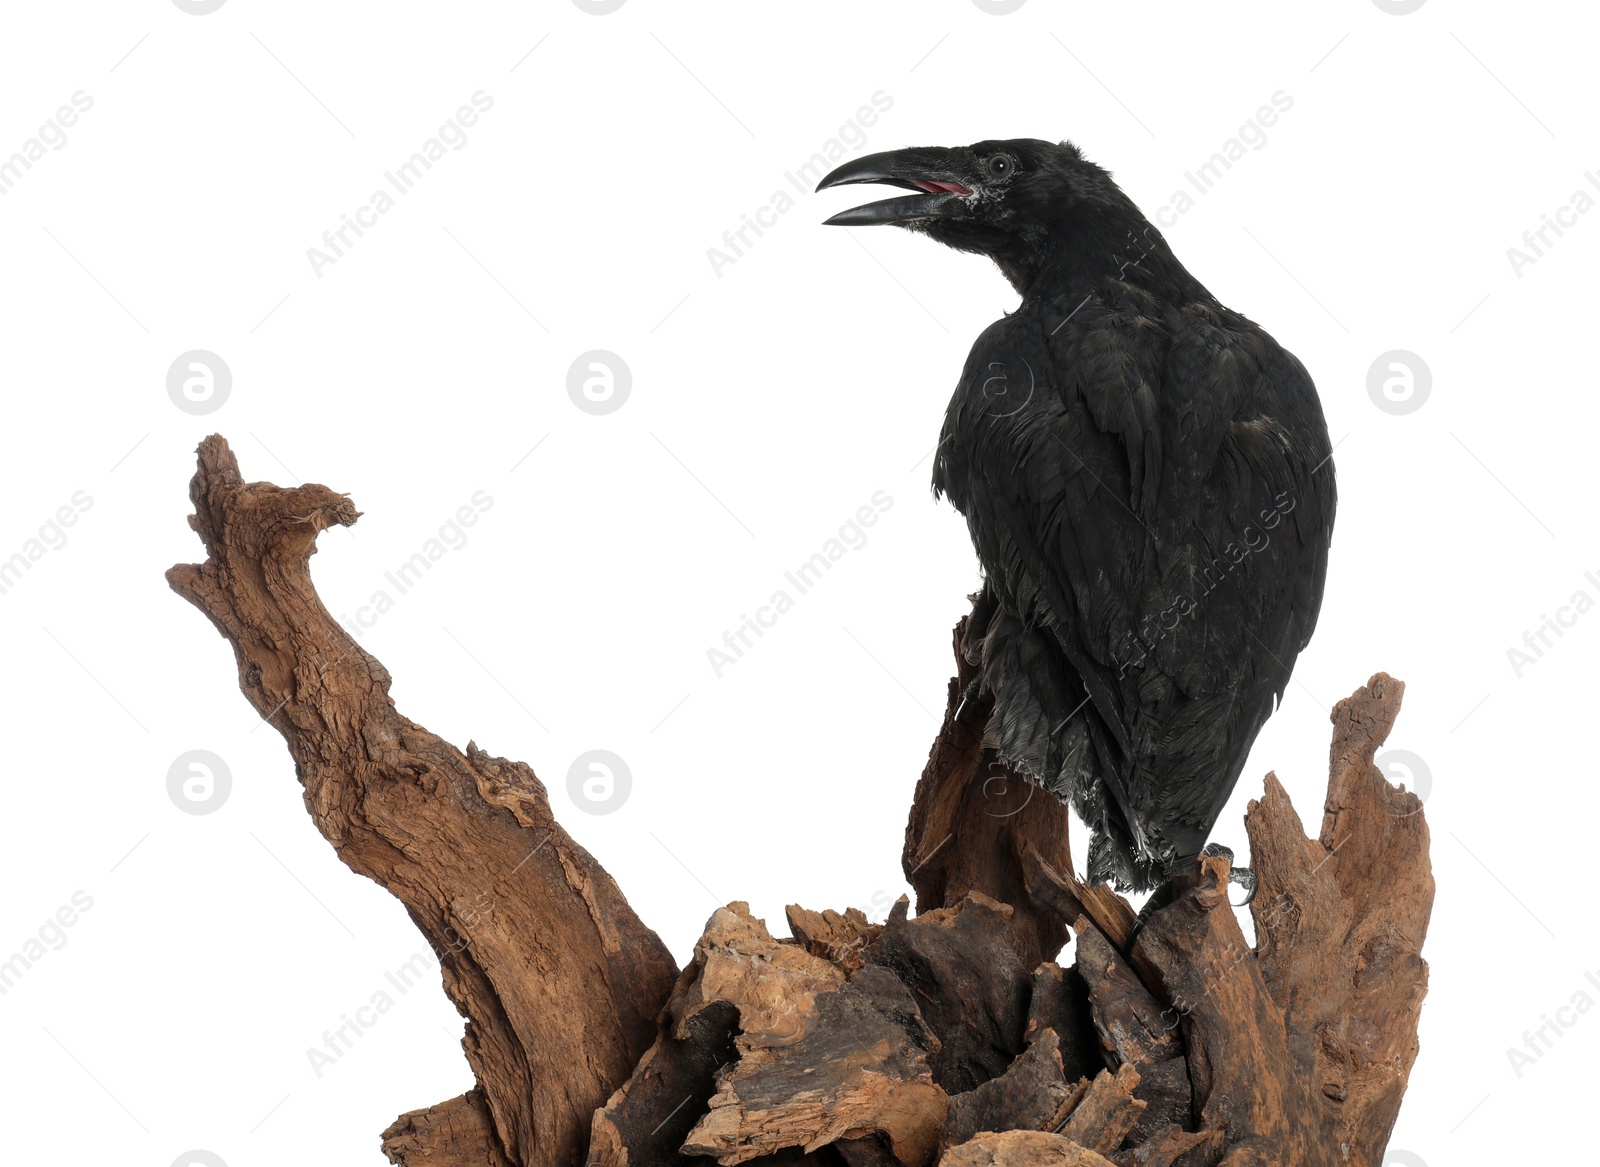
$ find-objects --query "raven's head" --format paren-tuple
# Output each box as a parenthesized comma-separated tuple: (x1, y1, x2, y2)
(817, 138, 1165, 295)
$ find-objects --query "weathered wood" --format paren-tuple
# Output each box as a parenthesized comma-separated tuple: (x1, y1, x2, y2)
(833, 1135, 901, 1167)
(1133, 854, 1303, 1164)
(1107, 1125, 1219, 1167)
(1022, 962, 1102, 1085)
(786, 905, 883, 975)
(943, 1029, 1075, 1147)
(682, 958, 948, 1166)
(902, 614, 1078, 969)
(1040, 1079, 1092, 1139)
(1072, 924, 1191, 1142)
(1021, 847, 1138, 957)
(632, 902, 943, 1167)
(668, 902, 846, 1044)
(382, 1091, 514, 1167)
(942, 1130, 1117, 1167)
(170, 440, 1431, 1167)
(1244, 672, 1432, 1165)
(864, 893, 1033, 1095)
(592, 903, 908, 1167)
(168, 437, 677, 1167)
(1058, 1065, 1146, 1156)
(1074, 925, 1181, 1069)
(585, 984, 738, 1167)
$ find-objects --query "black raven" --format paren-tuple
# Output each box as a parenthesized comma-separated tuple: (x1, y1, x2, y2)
(818, 140, 1335, 906)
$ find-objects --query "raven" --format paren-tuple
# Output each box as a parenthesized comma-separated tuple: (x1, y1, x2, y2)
(818, 140, 1335, 906)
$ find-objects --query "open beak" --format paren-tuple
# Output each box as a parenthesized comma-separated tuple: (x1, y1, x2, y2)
(816, 147, 974, 226)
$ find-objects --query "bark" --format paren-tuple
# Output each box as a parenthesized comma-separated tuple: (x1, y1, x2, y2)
(169, 438, 1432, 1167)
(382, 1092, 515, 1167)
(941, 1131, 1116, 1167)
(943, 1028, 1075, 1148)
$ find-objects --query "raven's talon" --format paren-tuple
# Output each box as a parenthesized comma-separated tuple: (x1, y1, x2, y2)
(1228, 864, 1258, 907)
(1200, 842, 1234, 862)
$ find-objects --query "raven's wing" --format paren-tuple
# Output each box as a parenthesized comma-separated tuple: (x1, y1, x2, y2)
(934, 286, 1334, 883)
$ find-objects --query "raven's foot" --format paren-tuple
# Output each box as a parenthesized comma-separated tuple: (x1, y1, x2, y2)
(1131, 869, 1201, 938)
(1131, 846, 1259, 940)
(1202, 842, 1258, 906)
(952, 670, 985, 725)
(1131, 881, 1175, 938)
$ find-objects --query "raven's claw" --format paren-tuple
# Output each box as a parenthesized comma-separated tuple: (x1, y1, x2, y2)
(1132, 845, 1258, 940)
(1228, 864, 1258, 906)
(1201, 843, 1256, 906)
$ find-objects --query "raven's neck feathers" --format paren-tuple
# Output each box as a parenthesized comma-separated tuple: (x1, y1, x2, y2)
(1018, 199, 1206, 306)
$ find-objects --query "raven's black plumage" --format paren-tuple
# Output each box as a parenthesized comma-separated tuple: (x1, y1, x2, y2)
(820, 139, 1335, 894)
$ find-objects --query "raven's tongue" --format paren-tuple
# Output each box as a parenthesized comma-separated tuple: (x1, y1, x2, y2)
(915, 180, 973, 196)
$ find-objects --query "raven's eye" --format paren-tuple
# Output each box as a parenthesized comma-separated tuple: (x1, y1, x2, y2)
(986, 155, 1011, 177)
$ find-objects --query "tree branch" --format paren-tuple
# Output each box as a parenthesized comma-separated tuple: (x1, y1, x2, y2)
(168, 436, 678, 1167)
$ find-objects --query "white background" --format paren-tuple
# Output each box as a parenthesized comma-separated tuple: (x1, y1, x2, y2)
(1, 2, 1592, 1163)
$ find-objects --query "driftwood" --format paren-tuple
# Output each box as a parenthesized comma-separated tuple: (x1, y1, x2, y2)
(168, 437, 1433, 1167)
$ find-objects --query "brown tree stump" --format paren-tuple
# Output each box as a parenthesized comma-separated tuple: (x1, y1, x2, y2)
(169, 437, 1432, 1167)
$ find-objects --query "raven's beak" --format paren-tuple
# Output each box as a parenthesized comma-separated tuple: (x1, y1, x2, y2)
(816, 148, 973, 226)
